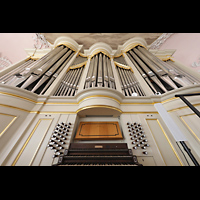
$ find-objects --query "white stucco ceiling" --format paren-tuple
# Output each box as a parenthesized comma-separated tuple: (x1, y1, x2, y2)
(42, 33, 162, 50)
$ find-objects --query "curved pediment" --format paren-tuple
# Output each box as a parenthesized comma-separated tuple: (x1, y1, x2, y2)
(114, 37, 148, 57)
(85, 42, 113, 58)
(47, 36, 148, 58)
(53, 36, 82, 52)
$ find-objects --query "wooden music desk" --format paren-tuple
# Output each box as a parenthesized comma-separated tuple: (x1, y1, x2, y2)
(74, 121, 123, 140)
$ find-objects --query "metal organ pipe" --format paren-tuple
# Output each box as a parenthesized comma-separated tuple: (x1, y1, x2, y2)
(126, 52, 158, 94)
(97, 53, 103, 87)
(124, 69, 135, 94)
(133, 48, 179, 90)
(72, 66, 84, 96)
(62, 70, 76, 96)
(54, 70, 72, 96)
(128, 49, 168, 93)
(166, 60, 200, 85)
(85, 56, 94, 88)
(126, 70, 145, 96)
(53, 65, 85, 97)
(39, 50, 74, 95)
(103, 54, 109, 87)
(0, 59, 35, 84)
(107, 56, 116, 89)
(53, 53, 87, 96)
(6, 46, 64, 87)
(126, 45, 200, 95)
(64, 69, 78, 96)
(84, 53, 116, 89)
(117, 66, 127, 95)
(20, 47, 68, 90)
(137, 46, 192, 87)
(116, 65, 145, 96)
(91, 54, 98, 87)
(135, 47, 178, 89)
(0, 45, 75, 95)
(1, 41, 199, 100)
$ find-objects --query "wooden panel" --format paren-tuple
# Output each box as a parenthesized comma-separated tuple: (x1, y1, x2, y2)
(180, 114, 200, 143)
(146, 119, 183, 166)
(0, 113, 17, 137)
(14, 118, 53, 166)
(74, 121, 123, 140)
(137, 156, 156, 166)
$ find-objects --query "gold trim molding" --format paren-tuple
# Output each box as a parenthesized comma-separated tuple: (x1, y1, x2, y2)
(0, 91, 37, 104)
(76, 105, 122, 114)
(124, 44, 147, 53)
(78, 95, 121, 104)
(89, 49, 112, 59)
(55, 43, 77, 52)
(114, 61, 134, 73)
(67, 61, 87, 72)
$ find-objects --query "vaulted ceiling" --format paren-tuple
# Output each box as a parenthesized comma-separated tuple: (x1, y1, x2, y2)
(42, 33, 162, 50)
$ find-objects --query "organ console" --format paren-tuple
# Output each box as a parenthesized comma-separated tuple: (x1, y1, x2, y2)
(1, 36, 200, 166)
(54, 143, 142, 166)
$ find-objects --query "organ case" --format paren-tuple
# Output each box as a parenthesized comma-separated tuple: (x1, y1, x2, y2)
(0, 36, 200, 166)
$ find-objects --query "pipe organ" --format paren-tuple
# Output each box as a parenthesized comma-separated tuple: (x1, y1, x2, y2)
(0, 36, 200, 166)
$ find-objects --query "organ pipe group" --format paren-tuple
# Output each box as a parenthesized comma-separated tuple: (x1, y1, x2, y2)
(0, 45, 74, 94)
(127, 46, 200, 94)
(84, 53, 115, 89)
(0, 44, 199, 97)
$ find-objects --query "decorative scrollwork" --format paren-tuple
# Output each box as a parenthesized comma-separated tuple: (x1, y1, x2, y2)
(149, 33, 175, 50)
(192, 58, 200, 68)
(0, 52, 12, 70)
(32, 33, 51, 49)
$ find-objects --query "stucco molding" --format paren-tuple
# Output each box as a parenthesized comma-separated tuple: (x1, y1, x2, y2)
(33, 33, 51, 49)
(149, 33, 175, 50)
(114, 37, 148, 56)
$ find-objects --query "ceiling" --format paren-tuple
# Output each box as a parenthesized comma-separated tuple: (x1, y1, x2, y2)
(42, 33, 163, 50)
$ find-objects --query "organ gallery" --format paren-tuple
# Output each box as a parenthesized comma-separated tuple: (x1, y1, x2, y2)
(0, 36, 200, 166)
